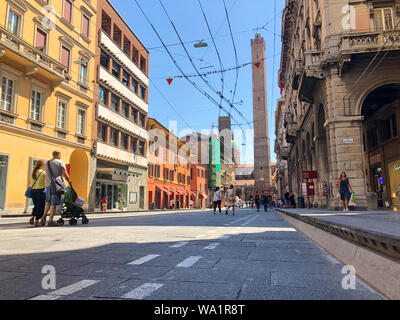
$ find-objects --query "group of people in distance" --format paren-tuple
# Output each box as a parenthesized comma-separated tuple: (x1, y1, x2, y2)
(212, 185, 237, 215)
(212, 186, 274, 215)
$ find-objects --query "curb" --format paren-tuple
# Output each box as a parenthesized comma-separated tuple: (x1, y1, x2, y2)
(276, 210, 400, 300)
(276, 209, 400, 260)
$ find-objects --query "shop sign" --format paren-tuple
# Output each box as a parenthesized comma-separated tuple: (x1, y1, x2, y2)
(343, 138, 354, 144)
(129, 192, 137, 204)
(394, 164, 400, 171)
(307, 182, 315, 196)
(303, 171, 318, 179)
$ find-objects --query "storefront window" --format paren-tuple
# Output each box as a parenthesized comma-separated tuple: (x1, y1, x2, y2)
(388, 160, 400, 207)
(96, 182, 127, 210)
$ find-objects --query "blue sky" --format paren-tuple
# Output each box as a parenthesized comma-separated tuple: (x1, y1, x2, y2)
(110, 0, 285, 163)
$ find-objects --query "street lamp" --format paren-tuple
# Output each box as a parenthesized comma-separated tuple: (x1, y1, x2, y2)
(194, 41, 208, 48)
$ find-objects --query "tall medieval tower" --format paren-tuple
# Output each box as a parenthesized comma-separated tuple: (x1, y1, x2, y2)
(251, 33, 272, 193)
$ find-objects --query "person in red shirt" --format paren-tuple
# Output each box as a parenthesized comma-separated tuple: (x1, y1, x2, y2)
(101, 196, 108, 212)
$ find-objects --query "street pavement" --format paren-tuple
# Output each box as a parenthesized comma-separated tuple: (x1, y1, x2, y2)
(277, 208, 400, 239)
(0, 208, 384, 300)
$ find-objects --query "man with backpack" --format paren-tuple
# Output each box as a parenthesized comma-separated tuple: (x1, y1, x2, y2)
(41, 151, 71, 226)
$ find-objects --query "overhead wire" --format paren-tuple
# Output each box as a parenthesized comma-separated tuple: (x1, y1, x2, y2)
(222, 0, 239, 105)
(198, 0, 225, 117)
(156, 0, 250, 127)
(152, 54, 279, 80)
(132, 0, 246, 142)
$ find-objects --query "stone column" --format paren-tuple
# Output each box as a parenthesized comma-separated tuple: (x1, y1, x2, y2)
(323, 66, 369, 210)
(326, 116, 367, 210)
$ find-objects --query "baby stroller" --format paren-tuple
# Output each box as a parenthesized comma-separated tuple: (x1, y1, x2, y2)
(57, 186, 89, 225)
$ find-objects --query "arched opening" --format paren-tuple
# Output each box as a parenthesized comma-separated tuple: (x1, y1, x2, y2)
(316, 104, 329, 207)
(69, 149, 89, 205)
(361, 83, 400, 208)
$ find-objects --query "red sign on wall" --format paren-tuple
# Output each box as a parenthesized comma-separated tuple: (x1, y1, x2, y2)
(302, 171, 318, 179)
(66, 164, 70, 175)
(307, 182, 315, 196)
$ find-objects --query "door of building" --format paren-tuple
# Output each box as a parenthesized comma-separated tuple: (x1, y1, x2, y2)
(0, 155, 8, 210)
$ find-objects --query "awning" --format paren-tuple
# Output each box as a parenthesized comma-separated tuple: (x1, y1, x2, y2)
(156, 186, 170, 194)
(199, 193, 208, 199)
(166, 187, 177, 194)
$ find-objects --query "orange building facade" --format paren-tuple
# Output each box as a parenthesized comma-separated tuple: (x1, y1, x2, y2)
(190, 164, 208, 208)
(147, 118, 193, 210)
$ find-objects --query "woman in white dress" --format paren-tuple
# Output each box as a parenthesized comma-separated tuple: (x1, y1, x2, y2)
(225, 185, 236, 216)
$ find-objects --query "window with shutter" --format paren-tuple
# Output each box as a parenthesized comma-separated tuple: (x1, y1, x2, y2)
(61, 46, 70, 73)
(35, 28, 47, 52)
(63, 0, 72, 23)
(82, 14, 89, 38)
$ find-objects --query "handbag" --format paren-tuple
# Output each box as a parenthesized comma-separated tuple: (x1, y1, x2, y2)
(349, 193, 357, 206)
(47, 160, 67, 195)
(25, 171, 43, 198)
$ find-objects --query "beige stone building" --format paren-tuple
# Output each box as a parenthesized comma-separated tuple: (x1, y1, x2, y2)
(275, 0, 400, 210)
(275, 98, 289, 199)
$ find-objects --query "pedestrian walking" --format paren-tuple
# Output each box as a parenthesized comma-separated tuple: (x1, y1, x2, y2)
(337, 171, 353, 212)
(284, 190, 290, 208)
(254, 193, 260, 212)
(29, 160, 46, 227)
(41, 151, 71, 226)
(119, 196, 125, 211)
(289, 192, 296, 208)
(225, 185, 236, 215)
(213, 187, 222, 214)
(261, 193, 268, 212)
(101, 196, 108, 212)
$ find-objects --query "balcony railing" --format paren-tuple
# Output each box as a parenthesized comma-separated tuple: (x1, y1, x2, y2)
(99, 30, 149, 87)
(304, 50, 323, 67)
(0, 26, 65, 80)
(280, 146, 289, 160)
(340, 30, 400, 54)
(285, 123, 297, 144)
(284, 112, 295, 127)
(278, 163, 287, 174)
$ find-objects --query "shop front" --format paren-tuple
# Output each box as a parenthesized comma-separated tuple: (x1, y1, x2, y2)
(362, 84, 400, 208)
(95, 161, 141, 211)
(388, 160, 400, 208)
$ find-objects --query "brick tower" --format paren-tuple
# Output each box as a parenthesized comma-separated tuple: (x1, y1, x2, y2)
(251, 33, 272, 193)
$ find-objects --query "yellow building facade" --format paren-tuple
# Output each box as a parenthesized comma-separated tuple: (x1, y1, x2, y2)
(0, 0, 97, 213)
